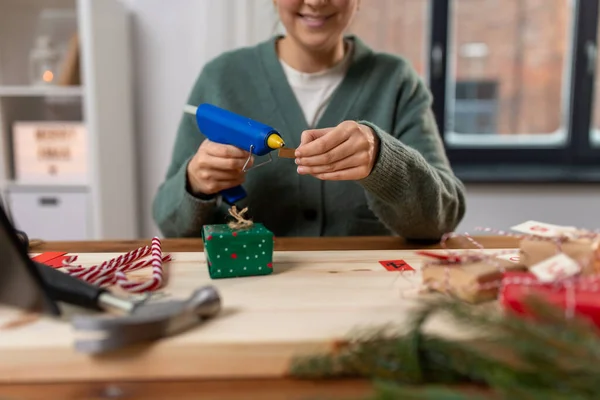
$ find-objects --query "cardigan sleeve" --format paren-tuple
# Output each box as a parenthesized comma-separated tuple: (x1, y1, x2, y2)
(151, 65, 228, 237)
(356, 66, 467, 240)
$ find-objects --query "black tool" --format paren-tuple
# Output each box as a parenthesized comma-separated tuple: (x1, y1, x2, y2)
(0, 202, 223, 354)
(15, 230, 29, 249)
(33, 261, 142, 314)
(0, 202, 59, 315)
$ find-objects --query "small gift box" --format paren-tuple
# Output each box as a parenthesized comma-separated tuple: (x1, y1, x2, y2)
(510, 220, 600, 276)
(421, 251, 527, 304)
(500, 270, 600, 329)
(201, 207, 274, 279)
(519, 237, 600, 276)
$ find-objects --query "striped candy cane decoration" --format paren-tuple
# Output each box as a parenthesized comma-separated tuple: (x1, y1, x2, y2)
(64, 245, 151, 276)
(115, 237, 166, 293)
(90, 254, 172, 287)
(54, 239, 171, 291)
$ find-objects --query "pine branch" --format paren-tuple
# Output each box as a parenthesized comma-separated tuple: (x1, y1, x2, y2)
(289, 293, 600, 398)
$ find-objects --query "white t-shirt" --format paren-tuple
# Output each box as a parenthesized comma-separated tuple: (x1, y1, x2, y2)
(279, 42, 354, 128)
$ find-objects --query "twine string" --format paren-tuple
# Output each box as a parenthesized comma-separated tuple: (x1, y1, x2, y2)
(421, 226, 600, 323)
(227, 206, 253, 230)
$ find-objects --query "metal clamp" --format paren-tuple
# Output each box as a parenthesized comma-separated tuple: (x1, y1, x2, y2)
(242, 145, 273, 172)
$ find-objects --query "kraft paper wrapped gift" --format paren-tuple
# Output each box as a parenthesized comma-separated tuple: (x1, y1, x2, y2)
(519, 237, 600, 276)
(422, 255, 527, 304)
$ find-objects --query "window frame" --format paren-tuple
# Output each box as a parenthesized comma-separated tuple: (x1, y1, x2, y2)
(427, 0, 600, 182)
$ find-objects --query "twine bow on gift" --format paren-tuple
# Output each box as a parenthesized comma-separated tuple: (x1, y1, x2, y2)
(227, 206, 253, 230)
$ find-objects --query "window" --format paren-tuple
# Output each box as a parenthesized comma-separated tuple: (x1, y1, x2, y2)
(350, 0, 600, 181)
(430, 0, 600, 181)
(454, 80, 499, 134)
(347, 0, 429, 77)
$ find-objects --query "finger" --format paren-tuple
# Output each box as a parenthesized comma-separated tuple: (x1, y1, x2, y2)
(193, 168, 246, 182)
(198, 154, 253, 171)
(296, 138, 356, 167)
(299, 127, 334, 146)
(296, 126, 349, 157)
(297, 153, 364, 175)
(199, 178, 246, 195)
(203, 141, 250, 159)
(311, 166, 366, 181)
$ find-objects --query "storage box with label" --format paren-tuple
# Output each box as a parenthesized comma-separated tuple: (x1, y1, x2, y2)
(12, 121, 88, 184)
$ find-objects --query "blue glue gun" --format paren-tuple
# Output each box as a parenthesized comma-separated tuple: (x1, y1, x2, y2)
(183, 103, 286, 205)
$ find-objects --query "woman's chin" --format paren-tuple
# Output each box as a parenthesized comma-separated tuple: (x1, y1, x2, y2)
(293, 31, 341, 51)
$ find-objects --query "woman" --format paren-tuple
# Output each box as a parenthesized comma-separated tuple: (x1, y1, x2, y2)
(152, 0, 466, 240)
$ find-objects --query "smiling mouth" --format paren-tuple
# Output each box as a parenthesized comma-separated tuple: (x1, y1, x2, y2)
(297, 13, 334, 27)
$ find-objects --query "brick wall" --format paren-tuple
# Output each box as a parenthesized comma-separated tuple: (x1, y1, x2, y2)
(348, 0, 571, 135)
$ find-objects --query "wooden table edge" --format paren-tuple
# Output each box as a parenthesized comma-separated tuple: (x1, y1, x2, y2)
(29, 235, 520, 253)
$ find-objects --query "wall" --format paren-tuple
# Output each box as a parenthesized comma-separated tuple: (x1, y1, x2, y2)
(124, 0, 600, 238)
(125, 0, 278, 237)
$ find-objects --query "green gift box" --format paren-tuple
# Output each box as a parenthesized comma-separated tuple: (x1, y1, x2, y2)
(202, 222, 274, 279)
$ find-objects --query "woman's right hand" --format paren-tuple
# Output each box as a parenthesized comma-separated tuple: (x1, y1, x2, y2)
(186, 139, 253, 196)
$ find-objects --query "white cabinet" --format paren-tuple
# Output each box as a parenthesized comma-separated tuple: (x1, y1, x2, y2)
(0, 0, 139, 240)
(6, 187, 90, 240)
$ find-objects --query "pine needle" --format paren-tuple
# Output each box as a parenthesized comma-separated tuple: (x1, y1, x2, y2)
(288, 293, 600, 398)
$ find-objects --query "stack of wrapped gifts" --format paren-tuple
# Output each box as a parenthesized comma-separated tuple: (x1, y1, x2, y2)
(420, 221, 600, 328)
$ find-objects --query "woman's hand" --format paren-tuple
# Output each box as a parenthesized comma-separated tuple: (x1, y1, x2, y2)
(295, 121, 380, 180)
(186, 139, 253, 195)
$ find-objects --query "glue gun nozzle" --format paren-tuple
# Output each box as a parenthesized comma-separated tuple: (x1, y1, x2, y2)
(267, 133, 285, 149)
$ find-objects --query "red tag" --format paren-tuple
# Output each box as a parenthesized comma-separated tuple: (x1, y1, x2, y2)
(415, 250, 462, 263)
(32, 252, 68, 268)
(379, 260, 414, 272)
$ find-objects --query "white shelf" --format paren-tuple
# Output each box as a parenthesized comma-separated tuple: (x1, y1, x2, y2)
(0, 0, 139, 240)
(4, 181, 88, 192)
(0, 85, 84, 97)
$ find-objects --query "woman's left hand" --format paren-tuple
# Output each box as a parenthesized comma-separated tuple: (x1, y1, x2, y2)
(295, 121, 380, 180)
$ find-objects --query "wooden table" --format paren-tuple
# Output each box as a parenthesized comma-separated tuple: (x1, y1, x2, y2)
(1, 236, 516, 400)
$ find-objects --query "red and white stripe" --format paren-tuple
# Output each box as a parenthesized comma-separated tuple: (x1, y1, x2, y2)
(56, 238, 171, 292)
(115, 237, 167, 293)
(89, 254, 171, 287)
(64, 245, 150, 274)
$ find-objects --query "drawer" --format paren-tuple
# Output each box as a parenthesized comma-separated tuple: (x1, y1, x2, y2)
(6, 189, 91, 241)
(12, 121, 89, 185)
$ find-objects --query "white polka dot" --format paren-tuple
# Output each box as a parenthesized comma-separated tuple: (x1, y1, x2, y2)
(246, 256, 250, 260)
(262, 251, 265, 255)
(220, 235, 223, 238)
(243, 244, 246, 248)
(230, 269, 233, 273)
(255, 255, 258, 258)
(259, 244, 262, 247)
(244, 267, 247, 270)
(217, 255, 220, 258)
(224, 248, 228, 251)
(262, 239, 265, 243)
(217, 269, 221, 273)
(259, 267, 262, 270)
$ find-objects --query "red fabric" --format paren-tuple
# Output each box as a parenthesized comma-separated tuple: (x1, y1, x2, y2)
(500, 271, 600, 328)
(31, 252, 68, 268)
